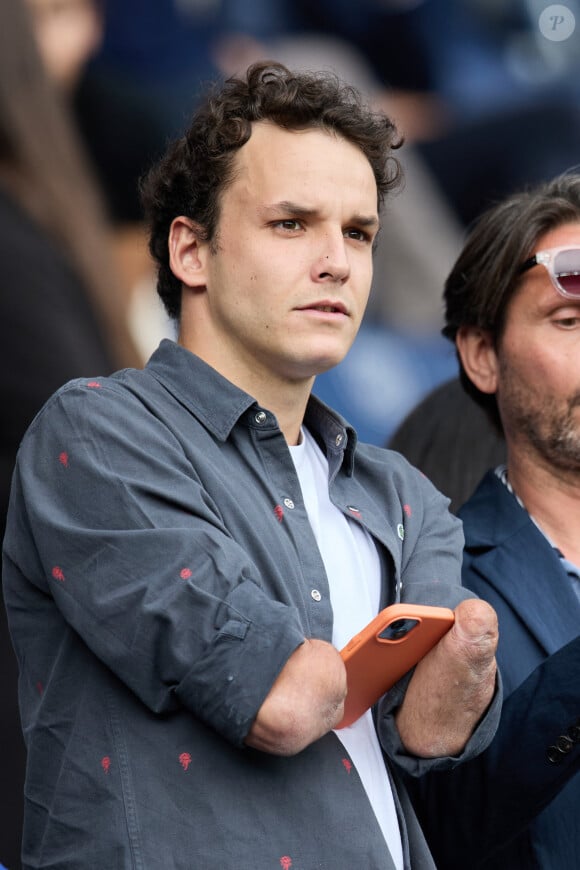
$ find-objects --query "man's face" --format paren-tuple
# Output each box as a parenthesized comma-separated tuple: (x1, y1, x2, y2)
(496, 221, 580, 472)
(180, 122, 379, 391)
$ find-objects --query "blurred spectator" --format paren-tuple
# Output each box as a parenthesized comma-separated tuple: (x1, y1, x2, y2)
(60, 1, 175, 359)
(27, 0, 103, 92)
(0, 1, 142, 865)
(70, 1, 170, 227)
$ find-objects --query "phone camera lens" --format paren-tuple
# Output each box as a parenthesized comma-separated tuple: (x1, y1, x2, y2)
(379, 617, 419, 640)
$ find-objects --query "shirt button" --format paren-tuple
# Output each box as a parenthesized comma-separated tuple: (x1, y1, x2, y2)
(335, 433, 343, 446)
(254, 411, 267, 424)
(283, 498, 295, 509)
(311, 589, 322, 601)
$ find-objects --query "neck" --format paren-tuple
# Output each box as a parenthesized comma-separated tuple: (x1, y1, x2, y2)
(250, 377, 312, 446)
(177, 340, 312, 447)
(506, 446, 580, 564)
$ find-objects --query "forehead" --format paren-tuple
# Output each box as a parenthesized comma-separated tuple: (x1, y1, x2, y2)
(227, 121, 378, 211)
(533, 220, 580, 251)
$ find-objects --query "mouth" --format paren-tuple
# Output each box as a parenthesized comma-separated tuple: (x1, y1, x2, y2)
(298, 302, 348, 316)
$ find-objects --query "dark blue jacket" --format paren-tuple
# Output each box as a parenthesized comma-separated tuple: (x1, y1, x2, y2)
(407, 471, 580, 869)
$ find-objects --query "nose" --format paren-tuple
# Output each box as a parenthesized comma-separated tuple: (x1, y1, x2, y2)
(312, 232, 350, 284)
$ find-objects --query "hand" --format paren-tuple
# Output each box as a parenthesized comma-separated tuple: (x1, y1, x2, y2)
(395, 598, 498, 757)
(245, 638, 347, 756)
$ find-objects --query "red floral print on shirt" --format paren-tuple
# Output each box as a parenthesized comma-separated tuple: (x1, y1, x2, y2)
(179, 752, 192, 771)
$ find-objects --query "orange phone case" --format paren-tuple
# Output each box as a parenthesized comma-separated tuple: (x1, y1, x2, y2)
(337, 603, 455, 729)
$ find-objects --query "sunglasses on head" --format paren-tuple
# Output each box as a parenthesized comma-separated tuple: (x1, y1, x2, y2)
(518, 245, 580, 298)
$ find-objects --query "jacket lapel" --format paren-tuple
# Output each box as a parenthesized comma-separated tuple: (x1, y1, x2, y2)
(460, 471, 580, 655)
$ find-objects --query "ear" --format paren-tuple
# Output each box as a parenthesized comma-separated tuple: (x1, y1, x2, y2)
(168, 216, 210, 288)
(456, 325, 499, 395)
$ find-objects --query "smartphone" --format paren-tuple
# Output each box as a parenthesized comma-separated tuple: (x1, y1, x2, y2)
(336, 603, 455, 729)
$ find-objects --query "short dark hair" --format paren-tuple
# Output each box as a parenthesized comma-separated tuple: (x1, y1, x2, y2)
(140, 61, 403, 319)
(443, 172, 580, 430)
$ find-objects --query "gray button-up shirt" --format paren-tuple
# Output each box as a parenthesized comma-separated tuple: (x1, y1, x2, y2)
(3, 340, 499, 869)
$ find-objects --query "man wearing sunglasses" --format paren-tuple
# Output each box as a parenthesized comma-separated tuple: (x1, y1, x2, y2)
(404, 172, 580, 869)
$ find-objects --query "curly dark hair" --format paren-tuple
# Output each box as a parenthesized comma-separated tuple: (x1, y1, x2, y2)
(140, 60, 403, 319)
(443, 171, 580, 431)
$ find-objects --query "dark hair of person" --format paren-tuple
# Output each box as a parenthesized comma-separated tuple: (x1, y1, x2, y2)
(442, 172, 580, 430)
(140, 60, 403, 320)
(0, 0, 141, 369)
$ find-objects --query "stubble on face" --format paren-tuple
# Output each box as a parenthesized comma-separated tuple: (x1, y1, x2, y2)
(498, 356, 580, 472)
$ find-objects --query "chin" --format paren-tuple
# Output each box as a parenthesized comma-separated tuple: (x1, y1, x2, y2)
(310, 345, 352, 373)
(284, 342, 352, 380)
(309, 357, 345, 377)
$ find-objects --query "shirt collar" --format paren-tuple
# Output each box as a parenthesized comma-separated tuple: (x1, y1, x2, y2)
(145, 340, 357, 472)
(495, 464, 580, 579)
(146, 340, 255, 440)
(305, 393, 357, 476)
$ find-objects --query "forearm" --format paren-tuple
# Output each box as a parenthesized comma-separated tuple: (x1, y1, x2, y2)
(244, 639, 347, 756)
(395, 598, 498, 757)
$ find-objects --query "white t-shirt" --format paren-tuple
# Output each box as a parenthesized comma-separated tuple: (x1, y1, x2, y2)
(289, 428, 404, 870)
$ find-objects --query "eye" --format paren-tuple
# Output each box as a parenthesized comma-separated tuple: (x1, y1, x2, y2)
(554, 315, 580, 329)
(274, 219, 303, 232)
(344, 228, 371, 243)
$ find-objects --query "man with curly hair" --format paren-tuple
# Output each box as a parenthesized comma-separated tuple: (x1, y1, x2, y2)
(3, 62, 499, 868)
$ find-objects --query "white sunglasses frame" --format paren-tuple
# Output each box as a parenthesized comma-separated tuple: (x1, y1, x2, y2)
(519, 245, 580, 298)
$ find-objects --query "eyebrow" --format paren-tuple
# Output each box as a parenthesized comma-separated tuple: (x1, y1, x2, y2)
(260, 200, 380, 229)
